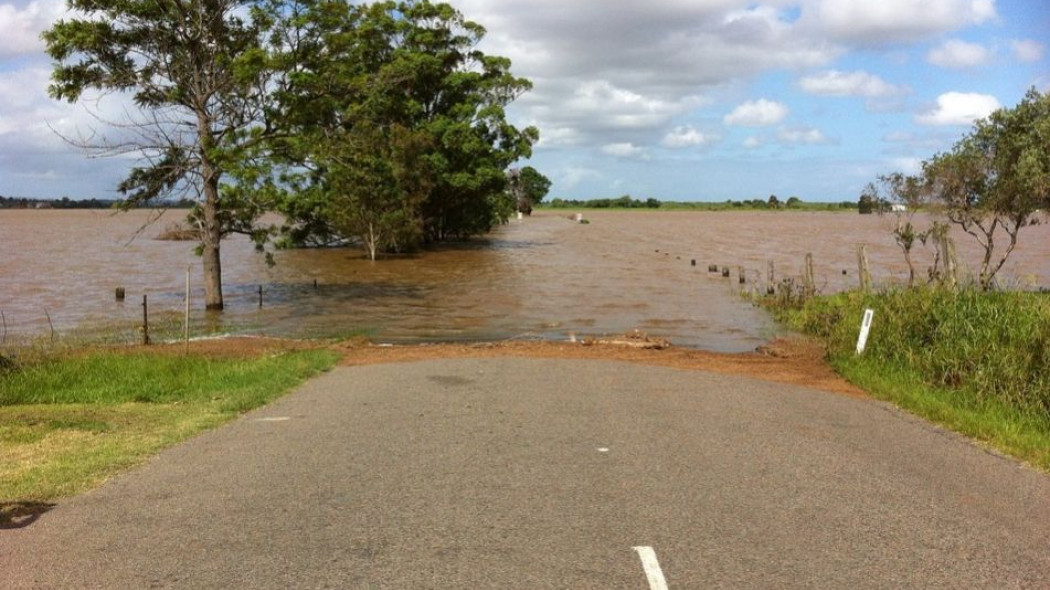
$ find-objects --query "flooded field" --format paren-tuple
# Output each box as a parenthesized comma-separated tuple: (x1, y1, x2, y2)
(2, 209, 1048, 352)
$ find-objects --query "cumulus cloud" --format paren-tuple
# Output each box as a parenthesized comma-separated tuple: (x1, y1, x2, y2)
(661, 126, 718, 148)
(778, 126, 833, 144)
(802, 0, 996, 45)
(456, 1, 837, 149)
(724, 99, 788, 127)
(601, 142, 647, 159)
(1011, 39, 1044, 63)
(0, 0, 66, 58)
(743, 136, 766, 149)
(916, 92, 1001, 125)
(559, 166, 603, 191)
(927, 39, 990, 68)
(0, 66, 64, 143)
(798, 70, 906, 98)
(890, 157, 924, 175)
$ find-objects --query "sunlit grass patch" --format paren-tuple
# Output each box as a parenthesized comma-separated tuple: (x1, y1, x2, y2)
(0, 347, 339, 502)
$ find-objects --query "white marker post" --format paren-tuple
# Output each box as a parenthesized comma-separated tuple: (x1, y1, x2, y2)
(856, 308, 874, 355)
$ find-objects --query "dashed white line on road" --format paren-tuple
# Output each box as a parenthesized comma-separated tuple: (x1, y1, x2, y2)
(254, 417, 291, 422)
(633, 546, 669, 590)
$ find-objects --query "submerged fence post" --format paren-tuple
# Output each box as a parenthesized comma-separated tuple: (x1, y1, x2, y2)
(857, 245, 872, 293)
(258, 285, 263, 308)
(184, 265, 191, 352)
(142, 294, 150, 346)
(0, 309, 5, 345)
(44, 309, 55, 343)
(942, 234, 958, 288)
(803, 253, 815, 297)
(767, 261, 775, 295)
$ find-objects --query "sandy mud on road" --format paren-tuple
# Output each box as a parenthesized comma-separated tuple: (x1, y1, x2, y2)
(152, 335, 864, 398)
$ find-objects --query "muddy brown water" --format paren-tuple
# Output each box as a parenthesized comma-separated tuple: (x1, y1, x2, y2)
(2, 209, 1048, 352)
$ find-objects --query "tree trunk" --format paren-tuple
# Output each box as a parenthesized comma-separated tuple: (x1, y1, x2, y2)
(201, 177, 224, 310)
(198, 114, 224, 310)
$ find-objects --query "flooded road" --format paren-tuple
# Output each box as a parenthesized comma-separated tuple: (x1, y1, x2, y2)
(2, 209, 1048, 351)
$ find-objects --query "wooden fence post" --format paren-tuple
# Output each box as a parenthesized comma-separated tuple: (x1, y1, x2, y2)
(803, 253, 815, 297)
(142, 294, 150, 346)
(857, 245, 872, 293)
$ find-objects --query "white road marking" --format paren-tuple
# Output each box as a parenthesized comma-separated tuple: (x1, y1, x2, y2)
(254, 417, 291, 422)
(633, 546, 669, 590)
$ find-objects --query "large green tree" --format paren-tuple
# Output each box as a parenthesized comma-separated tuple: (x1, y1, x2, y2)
(269, 0, 538, 254)
(44, 0, 272, 309)
(922, 88, 1050, 290)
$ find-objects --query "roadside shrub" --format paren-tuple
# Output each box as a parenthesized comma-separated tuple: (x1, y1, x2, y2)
(768, 287, 1050, 417)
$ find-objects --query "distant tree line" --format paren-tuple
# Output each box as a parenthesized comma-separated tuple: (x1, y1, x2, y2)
(0, 196, 196, 209)
(545, 195, 661, 209)
(543, 195, 857, 211)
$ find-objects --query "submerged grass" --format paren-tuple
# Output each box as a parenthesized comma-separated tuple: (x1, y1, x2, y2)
(765, 287, 1050, 470)
(0, 346, 339, 504)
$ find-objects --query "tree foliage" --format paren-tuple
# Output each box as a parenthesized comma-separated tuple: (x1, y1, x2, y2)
(43, 0, 274, 309)
(922, 88, 1050, 290)
(268, 0, 538, 256)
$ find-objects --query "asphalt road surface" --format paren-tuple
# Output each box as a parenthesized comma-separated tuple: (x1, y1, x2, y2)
(2, 358, 1049, 588)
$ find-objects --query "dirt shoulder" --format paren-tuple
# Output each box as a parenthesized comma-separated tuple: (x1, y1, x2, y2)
(150, 334, 860, 399)
(140, 334, 863, 398)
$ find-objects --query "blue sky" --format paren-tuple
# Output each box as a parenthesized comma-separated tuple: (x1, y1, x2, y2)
(1, 0, 1047, 202)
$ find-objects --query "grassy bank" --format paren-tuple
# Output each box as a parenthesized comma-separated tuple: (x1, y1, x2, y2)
(765, 287, 1050, 470)
(0, 343, 340, 508)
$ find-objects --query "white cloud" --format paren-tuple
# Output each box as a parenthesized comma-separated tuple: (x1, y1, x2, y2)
(1011, 39, 1044, 63)
(743, 136, 765, 149)
(661, 126, 717, 148)
(927, 39, 990, 68)
(890, 157, 924, 175)
(558, 166, 602, 191)
(916, 92, 1001, 126)
(724, 99, 788, 127)
(0, 66, 64, 143)
(798, 70, 906, 98)
(457, 1, 838, 150)
(0, 0, 66, 58)
(601, 142, 647, 158)
(802, 0, 996, 45)
(778, 126, 833, 144)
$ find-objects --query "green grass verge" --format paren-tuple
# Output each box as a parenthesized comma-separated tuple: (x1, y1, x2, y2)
(0, 347, 340, 503)
(763, 287, 1050, 470)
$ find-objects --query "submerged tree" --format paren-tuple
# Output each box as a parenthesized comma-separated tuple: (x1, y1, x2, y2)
(44, 0, 273, 310)
(922, 88, 1050, 290)
(269, 0, 538, 255)
(877, 172, 929, 287)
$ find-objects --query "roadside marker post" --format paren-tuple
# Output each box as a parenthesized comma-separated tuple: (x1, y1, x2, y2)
(856, 308, 874, 355)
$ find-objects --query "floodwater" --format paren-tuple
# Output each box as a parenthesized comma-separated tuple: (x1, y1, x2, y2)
(2, 209, 1049, 352)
